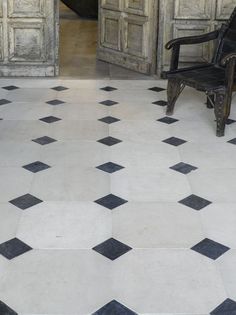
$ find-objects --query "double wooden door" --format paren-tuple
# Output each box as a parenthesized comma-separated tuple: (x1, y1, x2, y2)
(97, 0, 158, 74)
(0, 0, 58, 76)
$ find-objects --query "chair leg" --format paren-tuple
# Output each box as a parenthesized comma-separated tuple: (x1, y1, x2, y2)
(214, 92, 228, 137)
(166, 79, 183, 116)
(206, 94, 215, 109)
(225, 93, 233, 119)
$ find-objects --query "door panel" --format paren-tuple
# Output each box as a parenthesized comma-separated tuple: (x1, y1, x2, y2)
(8, 22, 45, 62)
(98, 0, 158, 74)
(123, 15, 148, 58)
(124, 0, 148, 16)
(174, 0, 212, 20)
(8, 0, 45, 17)
(101, 0, 122, 11)
(0, 0, 58, 77)
(101, 9, 121, 50)
(170, 0, 214, 67)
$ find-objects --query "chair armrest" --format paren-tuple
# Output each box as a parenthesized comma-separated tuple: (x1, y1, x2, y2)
(166, 30, 219, 50)
(221, 53, 236, 66)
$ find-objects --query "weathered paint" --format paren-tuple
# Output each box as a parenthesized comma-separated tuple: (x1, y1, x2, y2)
(0, 0, 58, 77)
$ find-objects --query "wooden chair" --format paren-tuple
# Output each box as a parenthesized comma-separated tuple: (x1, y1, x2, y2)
(162, 7, 236, 136)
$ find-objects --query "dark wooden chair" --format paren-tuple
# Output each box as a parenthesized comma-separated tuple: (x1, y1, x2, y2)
(162, 7, 236, 136)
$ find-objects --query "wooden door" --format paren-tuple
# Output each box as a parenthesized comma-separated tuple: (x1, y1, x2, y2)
(157, 0, 235, 75)
(97, 0, 158, 74)
(0, 0, 58, 77)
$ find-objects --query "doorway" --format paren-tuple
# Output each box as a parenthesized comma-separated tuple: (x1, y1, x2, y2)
(59, 0, 105, 78)
(59, 0, 152, 79)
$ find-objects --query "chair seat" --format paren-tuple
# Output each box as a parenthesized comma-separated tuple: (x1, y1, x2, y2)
(166, 64, 235, 91)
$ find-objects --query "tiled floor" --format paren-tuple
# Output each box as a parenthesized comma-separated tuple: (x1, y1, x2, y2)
(0, 78, 236, 315)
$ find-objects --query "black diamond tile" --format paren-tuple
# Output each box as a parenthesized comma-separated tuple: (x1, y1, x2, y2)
(0, 238, 32, 260)
(100, 86, 117, 92)
(191, 238, 230, 260)
(149, 87, 165, 92)
(96, 162, 124, 173)
(163, 137, 187, 146)
(98, 116, 120, 124)
(93, 238, 132, 260)
(170, 162, 198, 174)
(0, 99, 12, 106)
(23, 161, 51, 173)
(32, 136, 57, 145)
(39, 116, 61, 123)
(99, 100, 119, 106)
(157, 117, 179, 124)
(51, 86, 68, 91)
(0, 300, 18, 315)
(153, 100, 168, 106)
(97, 136, 122, 146)
(210, 299, 236, 315)
(228, 138, 236, 145)
(2, 85, 19, 91)
(93, 300, 137, 315)
(46, 99, 65, 106)
(95, 194, 127, 210)
(226, 118, 236, 125)
(179, 194, 212, 210)
(9, 194, 43, 210)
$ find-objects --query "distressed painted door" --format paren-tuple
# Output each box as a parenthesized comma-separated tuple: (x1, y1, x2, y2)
(0, 0, 58, 77)
(97, 0, 158, 74)
(157, 0, 236, 75)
